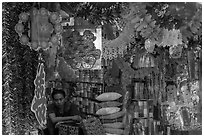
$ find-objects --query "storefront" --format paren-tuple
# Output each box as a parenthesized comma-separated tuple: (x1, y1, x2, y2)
(2, 2, 202, 135)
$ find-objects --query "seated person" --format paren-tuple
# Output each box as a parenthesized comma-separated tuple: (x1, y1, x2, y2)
(47, 88, 82, 135)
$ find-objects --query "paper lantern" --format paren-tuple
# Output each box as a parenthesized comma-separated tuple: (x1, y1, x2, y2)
(39, 7, 48, 16)
(138, 52, 155, 68)
(145, 39, 155, 53)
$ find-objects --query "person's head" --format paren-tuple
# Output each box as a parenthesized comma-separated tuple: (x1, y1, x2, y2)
(51, 89, 66, 107)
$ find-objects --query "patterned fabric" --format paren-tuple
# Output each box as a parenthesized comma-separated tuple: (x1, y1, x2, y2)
(80, 117, 105, 135)
(56, 122, 79, 135)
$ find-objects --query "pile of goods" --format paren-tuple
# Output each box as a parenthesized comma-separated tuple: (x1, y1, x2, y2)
(95, 92, 126, 135)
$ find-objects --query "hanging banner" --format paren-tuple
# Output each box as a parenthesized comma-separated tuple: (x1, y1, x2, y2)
(31, 63, 47, 128)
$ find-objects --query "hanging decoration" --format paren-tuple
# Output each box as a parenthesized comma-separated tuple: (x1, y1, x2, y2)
(138, 52, 156, 68)
(158, 29, 183, 47)
(169, 44, 183, 59)
(144, 39, 155, 53)
(31, 63, 47, 128)
(102, 3, 144, 60)
(15, 7, 63, 51)
(62, 28, 101, 70)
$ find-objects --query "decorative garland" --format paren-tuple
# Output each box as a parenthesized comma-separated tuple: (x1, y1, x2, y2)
(2, 2, 39, 135)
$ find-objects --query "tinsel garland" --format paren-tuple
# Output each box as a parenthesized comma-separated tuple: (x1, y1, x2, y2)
(2, 2, 39, 135)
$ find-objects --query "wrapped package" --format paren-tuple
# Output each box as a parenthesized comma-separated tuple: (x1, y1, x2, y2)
(96, 107, 121, 115)
(96, 92, 122, 101)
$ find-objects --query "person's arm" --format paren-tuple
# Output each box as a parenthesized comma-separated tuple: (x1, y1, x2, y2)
(49, 113, 81, 124)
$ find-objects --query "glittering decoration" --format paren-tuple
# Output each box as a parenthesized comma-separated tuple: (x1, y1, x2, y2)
(31, 63, 47, 128)
(15, 7, 63, 51)
(3, 2, 39, 135)
(102, 5, 141, 60)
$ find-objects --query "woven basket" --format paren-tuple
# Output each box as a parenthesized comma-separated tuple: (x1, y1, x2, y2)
(56, 121, 80, 135)
(80, 117, 106, 135)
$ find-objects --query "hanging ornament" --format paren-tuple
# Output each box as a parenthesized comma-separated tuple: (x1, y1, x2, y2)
(15, 23, 24, 34)
(19, 35, 29, 45)
(31, 41, 39, 50)
(145, 39, 155, 53)
(62, 28, 101, 70)
(15, 7, 63, 51)
(81, 55, 96, 69)
(54, 23, 63, 34)
(19, 12, 29, 22)
(50, 12, 61, 24)
(39, 7, 49, 16)
(158, 29, 183, 47)
(138, 52, 156, 68)
(169, 44, 183, 59)
(50, 35, 60, 45)
(41, 41, 49, 50)
(31, 63, 47, 129)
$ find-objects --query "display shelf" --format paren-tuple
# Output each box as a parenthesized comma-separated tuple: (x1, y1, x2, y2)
(131, 68, 157, 135)
(74, 69, 104, 118)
